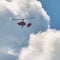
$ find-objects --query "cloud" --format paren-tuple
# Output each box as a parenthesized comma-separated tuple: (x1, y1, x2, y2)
(0, 0, 50, 33)
(0, 47, 17, 56)
(0, 47, 17, 60)
(0, 0, 50, 50)
(18, 29, 60, 60)
(8, 0, 50, 32)
(0, 0, 60, 60)
(0, 0, 51, 60)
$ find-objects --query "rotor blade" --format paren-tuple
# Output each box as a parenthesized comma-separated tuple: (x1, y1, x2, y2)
(11, 17, 35, 20)
(24, 17, 35, 19)
(12, 19, 22, 20)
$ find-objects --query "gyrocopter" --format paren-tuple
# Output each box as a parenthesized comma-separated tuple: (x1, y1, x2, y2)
(11, 17, 34, 28)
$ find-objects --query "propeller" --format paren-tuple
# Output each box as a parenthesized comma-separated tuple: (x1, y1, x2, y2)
(11, 17, 35, 20)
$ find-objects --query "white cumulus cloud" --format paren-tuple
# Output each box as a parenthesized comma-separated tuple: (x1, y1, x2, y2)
(0, 0, 60, 60)
(0, 0, 50, 33)
(18, 29, 60, 60)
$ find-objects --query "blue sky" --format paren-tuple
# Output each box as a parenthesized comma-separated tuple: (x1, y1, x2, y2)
(39, 0, 60, 30)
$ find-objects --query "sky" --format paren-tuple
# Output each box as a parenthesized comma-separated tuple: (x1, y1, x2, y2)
(39, 0, 60, 30)
(0, 0, 60, 60)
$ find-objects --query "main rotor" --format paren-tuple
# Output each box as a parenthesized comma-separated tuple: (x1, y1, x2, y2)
(10, 17, 35, 28)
